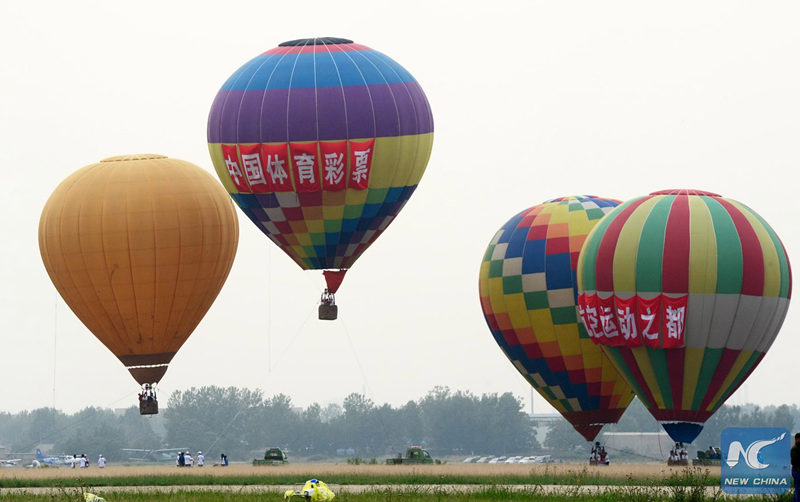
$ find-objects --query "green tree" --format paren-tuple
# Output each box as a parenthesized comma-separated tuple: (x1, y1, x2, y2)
(54, 407, 127, 462)
(164, 386, 264, 460)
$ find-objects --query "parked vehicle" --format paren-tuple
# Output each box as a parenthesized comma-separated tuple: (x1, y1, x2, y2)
(385, 446, 435, 465)
(253, 447, 288, 466)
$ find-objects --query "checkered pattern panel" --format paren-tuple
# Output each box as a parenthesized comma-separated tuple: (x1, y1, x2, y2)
(233, 185, 416, 269)
(479, 196, 634, 426)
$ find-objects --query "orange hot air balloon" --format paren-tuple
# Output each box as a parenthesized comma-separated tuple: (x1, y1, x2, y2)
(39, 154, 238, 413)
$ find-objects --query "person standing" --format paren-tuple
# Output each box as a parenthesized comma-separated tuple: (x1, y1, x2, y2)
(97, 455, 106, 468)
(792, 433, 800, 502)
(196, 451, 204, 467)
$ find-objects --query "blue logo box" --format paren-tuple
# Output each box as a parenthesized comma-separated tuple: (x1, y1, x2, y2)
(721, 427, 791, 495)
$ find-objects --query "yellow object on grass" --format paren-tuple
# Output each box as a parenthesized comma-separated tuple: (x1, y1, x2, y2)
(284, 479, 335, 500)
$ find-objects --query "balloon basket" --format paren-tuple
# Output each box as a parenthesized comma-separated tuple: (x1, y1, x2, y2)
(139, 399, 159, 415)
(319, 304, 338, 320)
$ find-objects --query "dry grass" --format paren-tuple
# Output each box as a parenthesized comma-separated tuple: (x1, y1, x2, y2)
(0, 462, 719, 482)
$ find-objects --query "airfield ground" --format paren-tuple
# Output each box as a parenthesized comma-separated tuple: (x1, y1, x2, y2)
(0, 462, 779, 501)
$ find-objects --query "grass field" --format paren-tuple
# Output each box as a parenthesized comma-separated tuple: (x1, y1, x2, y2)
(0, 463, 790, 501)
(0, 462, 720, 485)
(0, 485, 793, 502)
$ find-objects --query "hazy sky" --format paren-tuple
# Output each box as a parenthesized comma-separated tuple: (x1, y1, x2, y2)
(1, 1, 797, 416)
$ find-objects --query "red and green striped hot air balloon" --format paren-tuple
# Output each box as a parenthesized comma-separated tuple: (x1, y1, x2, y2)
(207, 38, 433, 316)
(479, 196, 636, 442)
(576, 189, 791, 443)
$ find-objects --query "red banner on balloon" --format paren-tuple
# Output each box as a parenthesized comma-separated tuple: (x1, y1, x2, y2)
(661, 295, 688, 348)
(238, 144, 270, 194)
(261, 143, 293, 192)
(578, 293, 687, 349)
(320, 141, 348, 191)
(615, 296, 643, 347)
(348, 139, 375, 190)
(290, 142, 321, 193)
(637, 295, 662, 348)
(221, 144, 251, 193)
(598, 296, 624, 346)
(578, 293, 602, 343)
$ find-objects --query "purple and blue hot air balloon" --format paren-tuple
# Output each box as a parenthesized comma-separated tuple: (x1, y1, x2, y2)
(208, 38, 433, 307)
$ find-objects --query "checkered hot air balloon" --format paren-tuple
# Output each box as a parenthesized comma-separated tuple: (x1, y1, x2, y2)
(208, 37, 433, 317)
(479, 196, 636, 442)
(577, 189, 792, 444)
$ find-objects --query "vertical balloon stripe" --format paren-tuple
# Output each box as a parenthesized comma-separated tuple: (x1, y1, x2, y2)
(610, 348, 655, 408)
(690, 348, 723, 409)
(578, 200, 632, 291)
(687, 197, 717, 294)
(744, 209, 791, 299)
(594, 198, 650, 292)
(632, 347, 667, 407)
(611, 197, 661, 293)
(698, 348, 740, 411)
(662, 196, 690, 294)
(665, 348, 686, 413)
(704, 349, 754, 411)
(714, 198, 764, 296)
(700, 197, 743, 295)
(711, 352, 763, 410)
(727, 200, 782, 298)
(635, 197, 672, 293)
(681, 347, 705, 409)
(648, 348, 673, 409)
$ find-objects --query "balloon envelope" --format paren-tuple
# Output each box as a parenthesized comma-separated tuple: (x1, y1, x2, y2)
(479, 196, 636, 441)
(207, 37, 433, 281)
(39, 154, 239, 385)
(577, 189, 791, 443)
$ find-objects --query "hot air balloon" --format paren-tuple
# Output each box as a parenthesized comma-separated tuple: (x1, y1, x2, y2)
(39, 154, 239, 414)
(207, 37, 433, 319)
(479, 196, 636, 442)
(576, 189, 791, 443)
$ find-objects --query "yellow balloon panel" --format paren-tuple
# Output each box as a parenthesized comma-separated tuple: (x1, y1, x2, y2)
(39, 154, 239, 384)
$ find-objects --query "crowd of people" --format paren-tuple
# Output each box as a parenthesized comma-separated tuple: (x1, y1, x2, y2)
(175, 451, 204, 467)
(668, 442, 689, 463)
(69, 453, 106, 468)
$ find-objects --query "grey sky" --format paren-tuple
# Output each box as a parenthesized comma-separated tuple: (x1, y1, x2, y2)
(1, 1, 797, 415)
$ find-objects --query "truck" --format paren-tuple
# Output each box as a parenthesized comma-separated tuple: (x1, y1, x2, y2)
(693, 447, 722, 466)
(385, 446, 435, 465)
(253, 447, 288, 466)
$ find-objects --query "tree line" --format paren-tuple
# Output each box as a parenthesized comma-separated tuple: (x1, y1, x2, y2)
(0, 386, 795, 463)
(0, 386, 536, 462)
